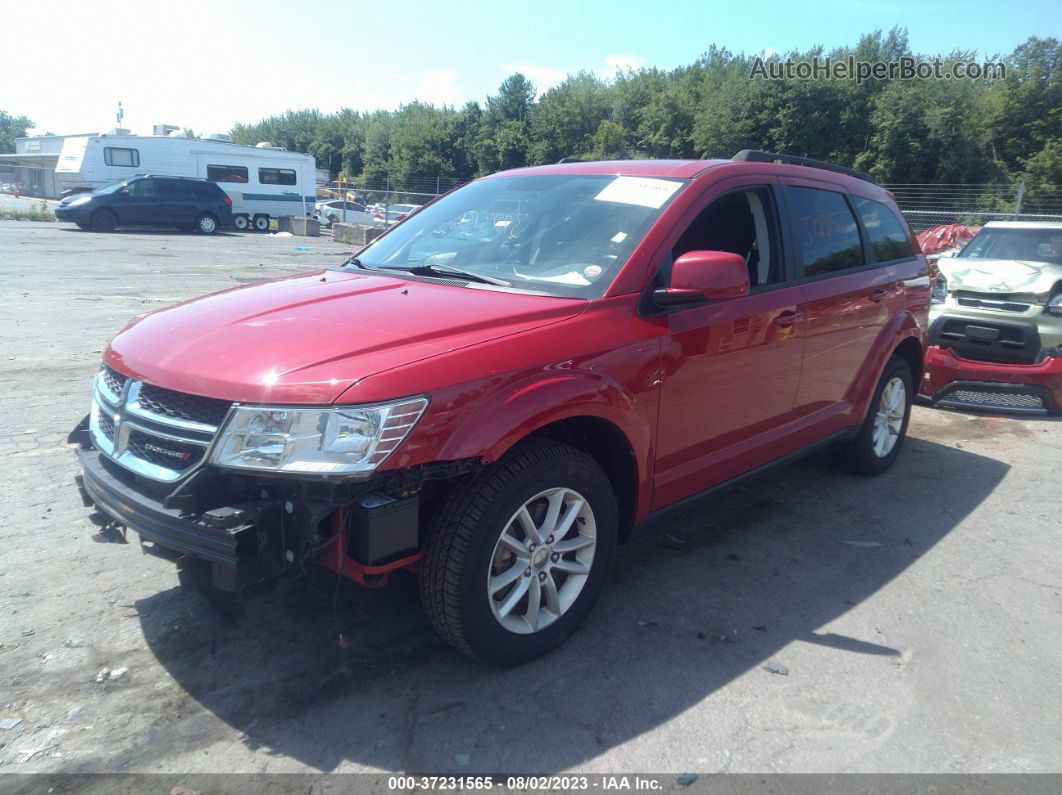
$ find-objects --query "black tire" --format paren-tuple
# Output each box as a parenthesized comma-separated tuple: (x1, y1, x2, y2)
(419, 440, 618, 665)
(834, 356, 913, 476)
(90, 210, 117, 233)
(195, 213, 219, 235)
(252, 214, 270, 232)
(233, 214, 249, 231)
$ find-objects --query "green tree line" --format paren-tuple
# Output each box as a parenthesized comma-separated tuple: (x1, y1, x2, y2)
(231, 30, 1060, 209)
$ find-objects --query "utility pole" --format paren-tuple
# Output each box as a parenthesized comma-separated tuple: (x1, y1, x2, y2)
(116, 101, 124, 127)
(1013, 180, 1025, 218)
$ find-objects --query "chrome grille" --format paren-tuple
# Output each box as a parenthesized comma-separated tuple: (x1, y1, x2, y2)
(88, 369, 232, 482)
(137, 383, 231, 427)
(101, 366, 127, 399)
(126, 429, 204, 471)
(955, 297, 1031, 313)
(97, 411, 116, 441)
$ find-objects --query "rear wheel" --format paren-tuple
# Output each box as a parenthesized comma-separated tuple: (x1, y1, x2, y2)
(252, 214, 270, 232)
(195, 213, 219, 235)
(834, 356, 913, 475)
(420, 440, 617, 665)
(233, 214, 249, 231)
(90, 210, 117, 233)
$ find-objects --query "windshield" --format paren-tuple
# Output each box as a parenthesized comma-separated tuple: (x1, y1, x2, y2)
(341, 174, 687, 298)
(960, 227, 1062, 266)
(93, 179, 129, 196)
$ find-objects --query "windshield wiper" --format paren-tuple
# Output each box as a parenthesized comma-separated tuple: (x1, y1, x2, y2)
(371, 263, 511, 287)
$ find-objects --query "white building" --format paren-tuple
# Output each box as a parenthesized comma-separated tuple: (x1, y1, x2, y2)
(0, 132, 98, 198)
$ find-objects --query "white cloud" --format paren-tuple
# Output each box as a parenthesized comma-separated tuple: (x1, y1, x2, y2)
(604, 54, 647, 72)
(415, 70, 460, 107)
(500, 64, 567, 94)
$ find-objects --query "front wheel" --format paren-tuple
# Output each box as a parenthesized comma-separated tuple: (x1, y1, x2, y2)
(419, 440, 617, 665)
(90, 210, 117, 233)
(834, 356, 913, 475)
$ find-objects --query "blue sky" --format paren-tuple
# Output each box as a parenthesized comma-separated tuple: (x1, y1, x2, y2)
(6, 0, 1059, 136)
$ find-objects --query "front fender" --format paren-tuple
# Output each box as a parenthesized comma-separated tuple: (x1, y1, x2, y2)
(439, 369, 653, 467)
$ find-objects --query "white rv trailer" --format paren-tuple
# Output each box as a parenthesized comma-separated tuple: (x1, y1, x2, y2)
(55, 131, 317, 230)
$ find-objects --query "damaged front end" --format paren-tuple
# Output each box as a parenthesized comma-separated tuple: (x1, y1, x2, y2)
(924, 253, 1062, 414)
(72, 367, 476, 591)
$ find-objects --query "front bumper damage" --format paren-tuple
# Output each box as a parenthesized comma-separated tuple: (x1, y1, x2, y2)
(72, 420, 477, 591)
(919, 345, 1062, 415)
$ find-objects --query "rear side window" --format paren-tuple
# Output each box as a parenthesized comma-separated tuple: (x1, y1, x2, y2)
(207, 165, 248, 183)
(104, 147, 139, 167)
(853, 198, 915, 262)
(191, 182, 222, 199)
(259, 168, 297, 185)
(155, 179, 191, 198)
(786, 187, 864, 277)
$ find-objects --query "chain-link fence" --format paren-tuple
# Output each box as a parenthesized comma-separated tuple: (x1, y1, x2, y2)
(315, 177, 472, 228)
(314, 174, 1062, 233)
(884, 181, 1062, 231)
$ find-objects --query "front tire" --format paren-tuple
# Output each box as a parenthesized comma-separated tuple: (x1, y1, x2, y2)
(834, 356, 913, 475)
(90, 210, 117, 233)
(419, 440, 618, 665)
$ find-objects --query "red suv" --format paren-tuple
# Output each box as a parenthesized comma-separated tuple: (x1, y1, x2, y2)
(75, 151, 928, 664)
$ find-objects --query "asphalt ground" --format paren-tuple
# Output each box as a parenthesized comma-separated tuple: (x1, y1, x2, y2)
(0, 220, 1058, 776)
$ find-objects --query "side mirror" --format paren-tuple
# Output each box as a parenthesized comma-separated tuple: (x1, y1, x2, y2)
(655, 250, 750, 306)
(119, 188, 129, 197)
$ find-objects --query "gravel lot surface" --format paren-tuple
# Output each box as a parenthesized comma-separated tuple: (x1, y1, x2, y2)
(0, 221, 1059, 775)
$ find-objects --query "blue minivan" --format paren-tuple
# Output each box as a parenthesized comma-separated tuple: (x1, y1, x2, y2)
(55, 175, 234, 234)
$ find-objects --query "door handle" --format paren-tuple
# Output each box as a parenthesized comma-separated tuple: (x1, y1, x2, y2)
(772, 310, 805, 328)
(869, 288, 889, 303)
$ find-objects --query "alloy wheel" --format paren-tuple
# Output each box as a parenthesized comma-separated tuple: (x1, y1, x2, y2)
(487, 487, 597, 634)
(872, 376, 907, 457)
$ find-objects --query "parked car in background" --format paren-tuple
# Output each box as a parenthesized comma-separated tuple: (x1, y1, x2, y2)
(74, 151, 926, 664)
(922, 221, 1062, 414)
(315, 199, 374, 227)
(56, 131, 316, 232)
(373, 202, 422, 227)
(54, 175, 233, 234)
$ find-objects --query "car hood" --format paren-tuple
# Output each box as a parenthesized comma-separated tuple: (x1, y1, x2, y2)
(938, 257, 1062, 297)
(105, 269, 585, 404)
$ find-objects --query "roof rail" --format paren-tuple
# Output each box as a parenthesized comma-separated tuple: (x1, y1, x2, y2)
(732, 149, 876, 184)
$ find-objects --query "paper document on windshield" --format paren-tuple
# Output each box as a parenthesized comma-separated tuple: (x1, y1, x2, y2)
(594, 176, 682, 209)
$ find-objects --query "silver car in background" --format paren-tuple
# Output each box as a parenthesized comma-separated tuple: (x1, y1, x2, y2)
(315, 200, 374, 228)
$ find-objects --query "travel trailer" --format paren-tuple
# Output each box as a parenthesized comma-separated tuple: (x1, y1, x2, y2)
(55, 130, 317, 230)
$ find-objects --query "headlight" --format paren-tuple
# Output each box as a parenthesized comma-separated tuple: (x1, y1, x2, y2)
(210, 397, 428, 476)
(68, 196, 93, 207)
(931, 272, 948, 304)
(1046, 294, 1062, 318)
